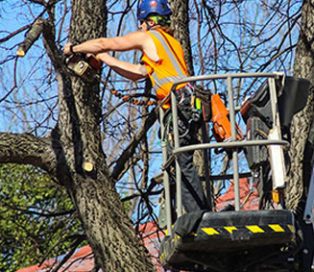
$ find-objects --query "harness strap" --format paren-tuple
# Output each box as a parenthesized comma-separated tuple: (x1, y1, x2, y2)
(149, 30, 186, 91)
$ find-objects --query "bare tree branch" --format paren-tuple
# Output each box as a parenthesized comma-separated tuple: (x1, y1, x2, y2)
(111, 109, 157, 181)
(0, 132, 55, 174)
(16, 18, 44, 57)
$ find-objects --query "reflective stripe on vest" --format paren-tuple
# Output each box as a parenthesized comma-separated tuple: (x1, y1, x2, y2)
(149, 30, 186, 92)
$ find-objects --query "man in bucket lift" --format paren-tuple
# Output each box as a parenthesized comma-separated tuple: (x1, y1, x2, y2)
(63, 0, 207, 212)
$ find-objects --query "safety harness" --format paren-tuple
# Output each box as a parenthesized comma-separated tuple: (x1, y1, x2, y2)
(64, 46, 241, 143)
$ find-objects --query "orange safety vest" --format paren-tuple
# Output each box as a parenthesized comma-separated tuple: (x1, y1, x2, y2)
(141, 28, 188, 106)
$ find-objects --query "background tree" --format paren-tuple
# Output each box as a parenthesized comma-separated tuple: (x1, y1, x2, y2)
(0, 164, 81, 272)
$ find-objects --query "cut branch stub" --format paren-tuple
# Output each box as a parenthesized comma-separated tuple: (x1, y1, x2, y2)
(17, 18, 45, 57)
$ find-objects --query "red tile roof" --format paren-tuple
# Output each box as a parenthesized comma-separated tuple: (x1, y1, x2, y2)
(17, 222, 165, 272)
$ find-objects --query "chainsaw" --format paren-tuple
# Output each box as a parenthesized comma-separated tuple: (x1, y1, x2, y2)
(65, 53, 101, 82)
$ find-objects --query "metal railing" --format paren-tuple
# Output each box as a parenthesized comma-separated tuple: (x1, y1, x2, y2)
(159, 72, 289, 236)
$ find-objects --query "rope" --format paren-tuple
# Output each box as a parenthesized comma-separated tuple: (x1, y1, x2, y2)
(109, 89, 157, 106)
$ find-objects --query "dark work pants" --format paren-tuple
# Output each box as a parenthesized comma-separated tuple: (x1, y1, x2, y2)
(164, 87, 206, 213)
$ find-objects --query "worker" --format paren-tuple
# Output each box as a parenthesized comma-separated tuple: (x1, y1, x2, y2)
(63, 0, 207, 212)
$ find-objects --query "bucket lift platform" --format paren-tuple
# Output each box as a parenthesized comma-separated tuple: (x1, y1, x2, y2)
(160, 210, 296, 271)
(157, 73, 312, 271)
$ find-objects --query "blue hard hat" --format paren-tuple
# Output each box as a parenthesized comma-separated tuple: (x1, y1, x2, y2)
(137, 0, 172, 20)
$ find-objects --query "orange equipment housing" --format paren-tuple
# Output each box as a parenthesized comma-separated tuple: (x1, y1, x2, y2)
(211, 94, 243, 142)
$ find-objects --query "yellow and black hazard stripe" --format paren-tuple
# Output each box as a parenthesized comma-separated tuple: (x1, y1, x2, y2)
(201, 224, 295, 236)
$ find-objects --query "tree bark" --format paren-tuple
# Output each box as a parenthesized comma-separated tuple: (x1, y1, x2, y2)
(169, 0, 194, 75)
(51, 0, 155, 270)
(286, 0, 314, 211)
(0, 133, 55, 174)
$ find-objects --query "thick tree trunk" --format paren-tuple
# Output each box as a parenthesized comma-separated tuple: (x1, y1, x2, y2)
(286, 0, 314, 211)
(169, 0, 194, 75)
(52, 0, 154, 270)
(71, 170, 154, 271)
